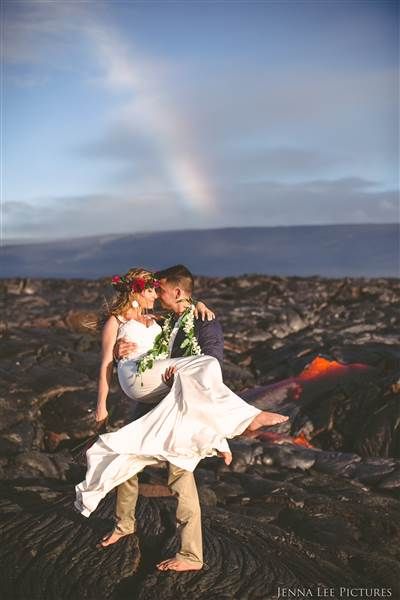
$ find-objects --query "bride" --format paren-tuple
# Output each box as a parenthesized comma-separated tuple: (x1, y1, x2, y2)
(75, 267, 289, 521)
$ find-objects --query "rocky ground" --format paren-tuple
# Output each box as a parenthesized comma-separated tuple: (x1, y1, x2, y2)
(0, 275, 399, 600)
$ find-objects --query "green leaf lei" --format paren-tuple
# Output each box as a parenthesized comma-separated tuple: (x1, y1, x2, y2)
(136, 304, 202, 377)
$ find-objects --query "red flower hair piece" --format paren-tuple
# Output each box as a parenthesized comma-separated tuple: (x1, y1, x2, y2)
(111, 274, 160, 292)
(130, 278, 146, 292)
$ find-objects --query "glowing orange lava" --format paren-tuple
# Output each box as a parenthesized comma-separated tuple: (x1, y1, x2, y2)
(240, 355, 370, 449)
(292, 431, 316, 448)
(297, 355, 368, 381)
(298, 356, 348, 380)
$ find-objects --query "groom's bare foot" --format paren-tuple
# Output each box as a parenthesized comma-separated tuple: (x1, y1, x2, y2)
(98, 530, 129, 548)
(217, 451, 232, 465)
(156, 558, 203, 571)
(246, 412, 289, 432)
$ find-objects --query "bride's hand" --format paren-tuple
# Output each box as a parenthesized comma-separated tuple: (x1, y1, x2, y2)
(162, 366, 176, 388)
(95, 406, 108, 423)
(194, 301, 215, 321)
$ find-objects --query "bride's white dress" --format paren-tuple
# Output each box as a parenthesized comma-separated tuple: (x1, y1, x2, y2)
(75, 317, 261, 517)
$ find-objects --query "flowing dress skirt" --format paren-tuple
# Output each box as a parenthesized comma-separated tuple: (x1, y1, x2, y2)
(75, 355, 261, 517)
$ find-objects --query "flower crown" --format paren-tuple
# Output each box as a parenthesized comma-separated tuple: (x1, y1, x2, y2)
(111, 274, 160, 293)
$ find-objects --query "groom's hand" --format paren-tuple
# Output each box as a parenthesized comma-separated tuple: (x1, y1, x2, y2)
(162, 366, 176, 388)
(113, 338, 137, 360)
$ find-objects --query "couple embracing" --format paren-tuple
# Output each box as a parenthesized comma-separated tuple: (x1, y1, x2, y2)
(75, 264, 289, 572)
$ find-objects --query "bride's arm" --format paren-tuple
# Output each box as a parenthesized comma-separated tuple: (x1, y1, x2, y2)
(194, 300, 215, 321)
(96, 316, 119, 422)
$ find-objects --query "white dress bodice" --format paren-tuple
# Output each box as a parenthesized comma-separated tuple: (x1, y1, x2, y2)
(116, 316, 162, 362)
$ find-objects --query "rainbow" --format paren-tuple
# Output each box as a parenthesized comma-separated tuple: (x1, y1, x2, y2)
(88, 23, 216, 214)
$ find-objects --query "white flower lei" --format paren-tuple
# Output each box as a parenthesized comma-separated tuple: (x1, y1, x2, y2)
(136, 304, 202, 376)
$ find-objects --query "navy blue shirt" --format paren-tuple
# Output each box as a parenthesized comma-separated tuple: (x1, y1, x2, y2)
(170, 317, 224, 366)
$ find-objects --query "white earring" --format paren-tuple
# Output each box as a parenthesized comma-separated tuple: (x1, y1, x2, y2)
(131, 300, 139, 309)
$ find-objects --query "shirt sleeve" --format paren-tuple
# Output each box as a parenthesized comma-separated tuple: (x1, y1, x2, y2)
(196, 319, 224, 365)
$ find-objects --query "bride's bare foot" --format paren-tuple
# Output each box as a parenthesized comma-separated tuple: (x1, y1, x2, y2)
(217, 451, 232, 465)
(246, 411, 289, 432)
(98, 530, 129, 548)
(156, 558, 203, 571)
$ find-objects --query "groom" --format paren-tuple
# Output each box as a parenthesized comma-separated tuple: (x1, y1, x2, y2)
(102, 264, 224, 572)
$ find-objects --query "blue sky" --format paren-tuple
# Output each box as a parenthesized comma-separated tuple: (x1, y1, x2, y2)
(3, 0, 399, 242)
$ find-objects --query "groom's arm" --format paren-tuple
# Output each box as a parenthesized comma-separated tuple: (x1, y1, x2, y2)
(196, 319, 224, 366)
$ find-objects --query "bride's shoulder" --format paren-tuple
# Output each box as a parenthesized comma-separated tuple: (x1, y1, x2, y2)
(104, 314, 129, 330)
(101, 315, 120, 336)
(111, 314, 127, 324)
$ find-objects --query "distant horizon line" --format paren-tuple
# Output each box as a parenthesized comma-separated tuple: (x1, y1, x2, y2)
(3, 222, 399, 247)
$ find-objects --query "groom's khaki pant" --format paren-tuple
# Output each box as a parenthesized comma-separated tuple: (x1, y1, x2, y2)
(114, 464, 203, 565)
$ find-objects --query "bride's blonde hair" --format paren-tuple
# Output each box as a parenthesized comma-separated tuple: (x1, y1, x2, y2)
(84, 267, 154, 331)
(107, 267, 154, 319)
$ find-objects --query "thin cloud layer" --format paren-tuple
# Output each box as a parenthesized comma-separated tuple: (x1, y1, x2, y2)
(5, 178, 398, 242)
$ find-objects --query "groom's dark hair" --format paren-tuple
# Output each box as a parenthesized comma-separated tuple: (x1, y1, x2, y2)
(155, 264, 194, 294)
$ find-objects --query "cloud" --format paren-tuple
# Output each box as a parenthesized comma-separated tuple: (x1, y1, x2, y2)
(5, 1, 217, 214)
(4, 192, 207, 241)
(4, 1, 89, 66)
(216, 178, 399, 226)
(68, 5, 398, 203)
(5, 178, 398, 242)
(74, 62, 398, 191)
